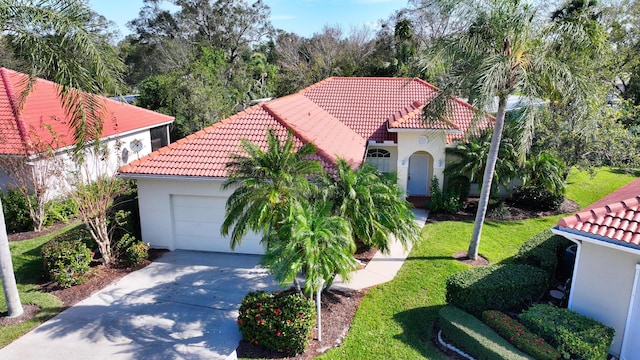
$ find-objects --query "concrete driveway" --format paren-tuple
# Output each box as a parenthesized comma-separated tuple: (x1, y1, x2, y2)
(0, 251, 279, 360)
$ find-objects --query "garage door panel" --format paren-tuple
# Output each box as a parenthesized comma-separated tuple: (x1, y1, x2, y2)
(171, 195, 263, 254)
(173, 221, 220, 237)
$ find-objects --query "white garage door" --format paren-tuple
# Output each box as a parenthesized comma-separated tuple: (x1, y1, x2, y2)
(171, 195, 264, 254)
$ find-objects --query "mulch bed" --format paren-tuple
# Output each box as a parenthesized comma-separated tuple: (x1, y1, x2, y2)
(7, 221, 72, 242)
(0, 304, 40, 326)
(427, 198, 579, 223)
(236, 289, 367, 359)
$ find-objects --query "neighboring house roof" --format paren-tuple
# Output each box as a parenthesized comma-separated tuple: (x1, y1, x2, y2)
(0, 68, 174, 155)
(557, 178, 640, 248)
(119, 77, 492, 178)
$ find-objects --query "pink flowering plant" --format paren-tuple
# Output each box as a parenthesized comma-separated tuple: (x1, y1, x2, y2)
(482, 310, 561, 360)
(237, 290, 315, 355)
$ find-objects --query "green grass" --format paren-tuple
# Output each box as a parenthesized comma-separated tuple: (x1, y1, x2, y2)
(564, 167, 637, 208)
(0, 223, 81, 348)
(318, 167, 637, 359)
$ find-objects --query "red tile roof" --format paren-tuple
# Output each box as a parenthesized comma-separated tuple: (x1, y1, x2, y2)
(119, 77, 491, 178)
(557, 178, 640, 248)
(0, 68, 174, 155)
(264, 94, 366, 167)
(119, 105, 306, 177)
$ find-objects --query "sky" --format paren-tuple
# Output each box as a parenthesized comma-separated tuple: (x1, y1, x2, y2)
(88, 0, 409, 40)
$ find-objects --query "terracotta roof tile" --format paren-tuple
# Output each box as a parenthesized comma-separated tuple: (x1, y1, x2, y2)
(119, 105, 313, 178)
(558, 178, 640, 247)
(264, 94, 366, 167)
(120, 77, 489, 178)
(0, 68, 173, 155)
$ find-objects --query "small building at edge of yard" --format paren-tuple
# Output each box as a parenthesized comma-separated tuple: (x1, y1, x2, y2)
(553, 177, 640, 359)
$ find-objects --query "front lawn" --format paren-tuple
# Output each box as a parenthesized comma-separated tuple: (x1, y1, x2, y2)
(318, 167, 637, 359)
(0, 223, 80, 348)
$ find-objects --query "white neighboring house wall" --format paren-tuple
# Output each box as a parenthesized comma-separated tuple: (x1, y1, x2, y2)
(133, 177, 265, 255)
(552, 228, 640, 358)
(0, 125, 165, 200)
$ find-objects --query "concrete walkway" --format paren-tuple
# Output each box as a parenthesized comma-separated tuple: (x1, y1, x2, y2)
(332, 209, 428, 291)
(0, 209, 427, 359)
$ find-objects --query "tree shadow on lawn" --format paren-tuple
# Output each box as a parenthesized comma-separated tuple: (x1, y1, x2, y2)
(12, 245, 48, 285)
(393, 305, 446, 359)
(9, 252, 279, 360)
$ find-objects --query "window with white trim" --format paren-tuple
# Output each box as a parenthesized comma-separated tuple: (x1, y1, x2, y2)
(366, 148, 391, 173)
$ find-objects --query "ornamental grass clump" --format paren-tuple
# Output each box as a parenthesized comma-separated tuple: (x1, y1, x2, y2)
(237, 290, 315, 355)
(482, 310, 561, 360)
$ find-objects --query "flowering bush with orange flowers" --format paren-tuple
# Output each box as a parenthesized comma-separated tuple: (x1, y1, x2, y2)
(482, 310, 561, 360)
(237, 290, 315, 355)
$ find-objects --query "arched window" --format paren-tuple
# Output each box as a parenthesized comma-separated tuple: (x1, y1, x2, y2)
(366, 148, 391, 173)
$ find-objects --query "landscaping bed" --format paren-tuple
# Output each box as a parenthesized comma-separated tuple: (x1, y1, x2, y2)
(427, 198, 580, 223)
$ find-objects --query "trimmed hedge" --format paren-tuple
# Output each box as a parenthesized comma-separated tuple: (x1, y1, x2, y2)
(521, 304, 614, 360)
(446, 264, 549, 316)
(482, 310, 561, 360)
(514, 229, 572, 278)
(438, 306, 533, 360)
(237, 290, 315, 355)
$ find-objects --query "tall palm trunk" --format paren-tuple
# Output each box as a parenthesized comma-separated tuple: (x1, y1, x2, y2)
(467, 96, 507, 260)
(0, 198, 23, 318)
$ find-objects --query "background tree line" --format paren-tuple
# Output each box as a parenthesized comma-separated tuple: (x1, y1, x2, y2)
(3, 0, 640, 169)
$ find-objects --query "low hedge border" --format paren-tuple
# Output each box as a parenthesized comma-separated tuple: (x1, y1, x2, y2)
(438, 306, 534, 360)
(521, 304, 614, 360)
(482, 310, 561, 360)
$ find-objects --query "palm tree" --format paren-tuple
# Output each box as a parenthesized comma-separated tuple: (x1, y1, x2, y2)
(221, 130, 322, 249)
(444, 130, 519, 196)
(521, 152, 566, 196)
(324, 159, 420, 254)
(0, 0, 123, 317)
(261, 200, 358, 296)
(422, 0, 598, 260)
(261, 199, 357, 341)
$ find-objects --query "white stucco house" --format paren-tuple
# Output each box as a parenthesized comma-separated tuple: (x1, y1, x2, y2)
(118, 77, 493, 255)
(0, 67, 174, 199)
(552, 178, 640, 359)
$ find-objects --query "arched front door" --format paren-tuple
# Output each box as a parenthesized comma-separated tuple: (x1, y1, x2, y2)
(407, 152, 430, 195)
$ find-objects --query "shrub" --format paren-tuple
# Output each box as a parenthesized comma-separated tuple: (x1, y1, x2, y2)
(482, 310, 561, 360)
(44, 197, 78, 226)
(514, 229, 572, 279)
(109, 182, 141, 240)
(487, 198, 510, 219)
(510, 186, 564, 211)
(41, 228, 93, 288)
(447, 175, 471, 203)
(427, 177, 467, 213)
(446, 264, 549, 316)
(122, 235, 149, 267)
(1, 187, 33, 233)
(521, 304, 615, 360)
(438, 306, 532, 360)
(237, 290, 315, 355)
